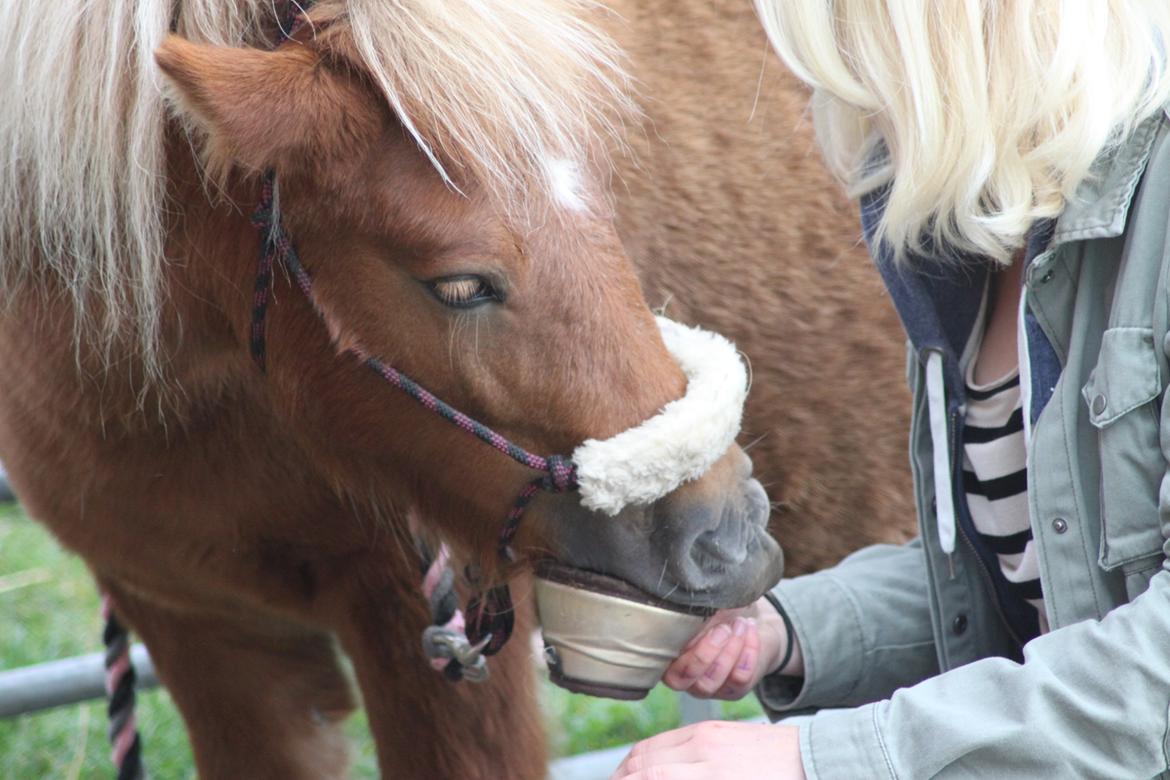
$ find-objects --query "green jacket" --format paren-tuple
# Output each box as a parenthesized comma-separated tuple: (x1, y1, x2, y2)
(760, 107, 1170, 778)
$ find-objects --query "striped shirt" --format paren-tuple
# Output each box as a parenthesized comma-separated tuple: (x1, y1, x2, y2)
(962, 368, 1049, 635)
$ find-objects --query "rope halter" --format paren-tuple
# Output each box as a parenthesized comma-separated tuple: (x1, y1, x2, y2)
(250, 157, 747, 682)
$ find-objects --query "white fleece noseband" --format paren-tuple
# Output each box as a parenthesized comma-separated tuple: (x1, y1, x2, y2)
(571, 317, 748, 516)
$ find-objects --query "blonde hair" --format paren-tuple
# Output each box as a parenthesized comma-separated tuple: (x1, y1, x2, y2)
(0, 0, 630, 374)
(753, 0, 1170, 263)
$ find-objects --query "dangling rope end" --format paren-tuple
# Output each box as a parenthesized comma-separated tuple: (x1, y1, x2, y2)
(422, 626, 491, 683)
(101, 593, 147, 780)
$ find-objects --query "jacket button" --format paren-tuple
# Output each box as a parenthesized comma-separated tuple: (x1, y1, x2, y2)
(1052, 517, 1068, 534)
(1040, 270, 1054, 284)
(952, 614, 968, 635)
(1091, 394, 1107, 416)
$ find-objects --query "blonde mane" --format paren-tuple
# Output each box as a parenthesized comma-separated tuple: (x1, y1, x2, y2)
(0, 0, 632, 372)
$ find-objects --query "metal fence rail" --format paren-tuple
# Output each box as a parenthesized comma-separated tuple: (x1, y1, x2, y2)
(0, 644, 158, 718)
(0, 648, 734, 779)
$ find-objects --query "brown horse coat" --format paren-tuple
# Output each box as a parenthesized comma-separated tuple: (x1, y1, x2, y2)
(604, 1, 914, 574)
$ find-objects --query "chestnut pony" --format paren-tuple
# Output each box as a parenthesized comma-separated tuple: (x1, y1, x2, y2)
(0, 1, 914, 778)
(0, 0, 784, 778)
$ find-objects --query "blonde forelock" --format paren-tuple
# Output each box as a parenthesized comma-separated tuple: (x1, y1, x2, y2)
(0, 0, 633, 376)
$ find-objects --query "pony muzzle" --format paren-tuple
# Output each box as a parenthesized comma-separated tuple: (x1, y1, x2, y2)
(538, 316, 760, 699)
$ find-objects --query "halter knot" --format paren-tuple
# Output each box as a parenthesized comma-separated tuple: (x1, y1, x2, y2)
(542, 455, 578, 493)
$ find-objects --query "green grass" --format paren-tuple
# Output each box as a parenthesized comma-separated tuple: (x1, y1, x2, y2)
(0, 507, 763, 777)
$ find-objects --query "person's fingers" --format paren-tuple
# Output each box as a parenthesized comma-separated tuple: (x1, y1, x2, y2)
(679, 621, 712, 653)
(680, 608, 742, 652)
(610, 763, 710, 780)
(724, 618, 762, 689)
(614, 746, 692, 776)
(663, 618, 737, 688)
(688, 618, 750, 696)
(613, 722, 804, 780)
(621, 722, 703, 762)
(613, 733, 705, 779)
(614, 721, 756, 778)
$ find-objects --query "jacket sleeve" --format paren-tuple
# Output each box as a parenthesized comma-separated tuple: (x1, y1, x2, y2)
(756, 539, 940, 717)
(795, 561, 1170, 778)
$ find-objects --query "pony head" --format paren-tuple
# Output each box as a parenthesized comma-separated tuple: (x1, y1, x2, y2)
(154, 2, 781, 610)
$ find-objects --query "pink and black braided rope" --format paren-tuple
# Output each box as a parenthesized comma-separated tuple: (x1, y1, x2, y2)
(102, 595, 145, 780)
(416, 540, 473, 680)
(251, 171, 578, 656)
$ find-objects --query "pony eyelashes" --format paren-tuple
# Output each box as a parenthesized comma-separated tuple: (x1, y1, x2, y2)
(572, 317, 749, 515)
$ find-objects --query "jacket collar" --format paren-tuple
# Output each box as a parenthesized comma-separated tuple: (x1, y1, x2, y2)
(868, 106, 1167, 388)
(863, 195, 987, 396)
(1051, 108, 1165, 246)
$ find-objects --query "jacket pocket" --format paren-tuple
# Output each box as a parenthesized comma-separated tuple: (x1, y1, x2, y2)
(1081, 327, 1166, 572)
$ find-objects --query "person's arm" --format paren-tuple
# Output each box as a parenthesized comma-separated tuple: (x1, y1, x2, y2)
(626, 531, 1170, 780)
(757, 539, 941, 716)
(658, 538, 940, 705)
(798, 561, 1170, 777)
(788, 365, 1170, 779)
(617, 538, 941, 780)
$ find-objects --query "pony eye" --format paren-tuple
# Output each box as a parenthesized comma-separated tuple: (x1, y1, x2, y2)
(427, 275, 501, 309)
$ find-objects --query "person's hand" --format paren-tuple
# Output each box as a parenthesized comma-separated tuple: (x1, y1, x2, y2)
(662, 596, 791, 700)
(610, 722, 805, 780)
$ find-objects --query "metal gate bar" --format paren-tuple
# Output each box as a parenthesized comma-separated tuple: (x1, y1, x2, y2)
(0, 647, 753, 780)
(0, 644, 157, 718)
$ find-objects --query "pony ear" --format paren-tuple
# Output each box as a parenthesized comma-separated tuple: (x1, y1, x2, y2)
(155, 35, 381, 175)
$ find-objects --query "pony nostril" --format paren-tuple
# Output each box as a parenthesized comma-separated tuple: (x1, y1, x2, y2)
(691, 529, 751, 567)
(685, 478, 769, 568)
